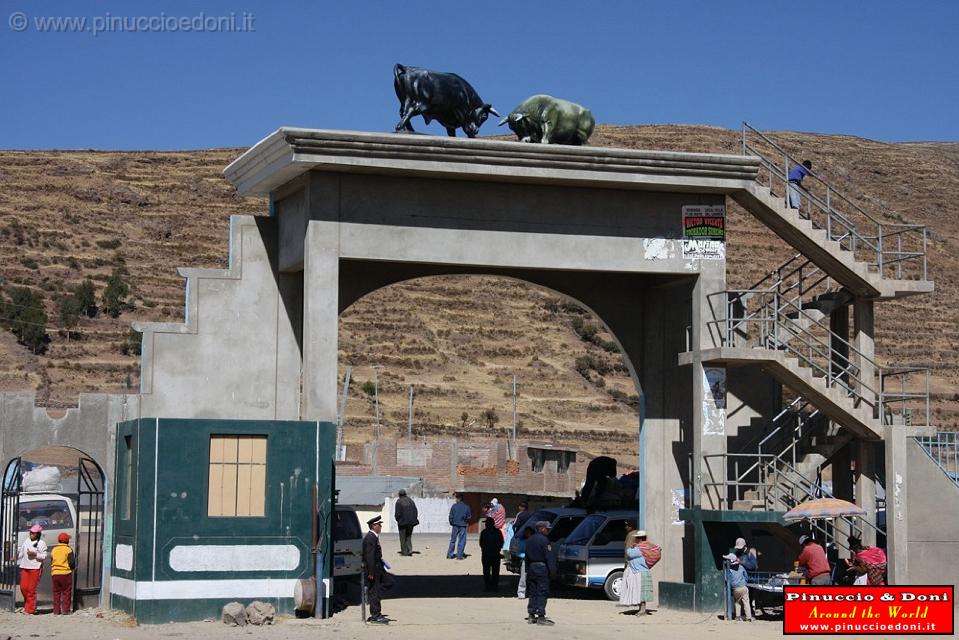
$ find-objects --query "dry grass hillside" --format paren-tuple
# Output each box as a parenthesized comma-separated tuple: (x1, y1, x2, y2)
(1, 125, 957, 456)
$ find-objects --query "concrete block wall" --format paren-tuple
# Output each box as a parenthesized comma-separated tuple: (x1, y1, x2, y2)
(341, 437, 595, 498)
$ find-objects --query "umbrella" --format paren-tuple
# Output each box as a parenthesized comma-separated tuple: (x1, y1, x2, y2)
(783, 497, 865, 521)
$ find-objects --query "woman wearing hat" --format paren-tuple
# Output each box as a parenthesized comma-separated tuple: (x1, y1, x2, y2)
(50, 532, 76, 614)
(17, 524, 48, 614)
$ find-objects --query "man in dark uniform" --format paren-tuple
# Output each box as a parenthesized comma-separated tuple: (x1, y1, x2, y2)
(524, 520, 557, 625)
(362, 515, 394, 624)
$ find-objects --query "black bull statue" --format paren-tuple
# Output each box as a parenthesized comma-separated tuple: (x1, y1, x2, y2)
(394, 64, 499, 138)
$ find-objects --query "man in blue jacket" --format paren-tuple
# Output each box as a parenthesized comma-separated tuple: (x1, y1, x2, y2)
(447, 493, 471, 560)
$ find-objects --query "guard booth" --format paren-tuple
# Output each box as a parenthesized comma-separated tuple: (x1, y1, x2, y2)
(0, 450, 106, 612)
(109, 418, 335, 624)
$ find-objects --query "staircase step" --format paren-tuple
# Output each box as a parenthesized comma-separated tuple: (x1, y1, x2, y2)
(732, 499, 765, 511)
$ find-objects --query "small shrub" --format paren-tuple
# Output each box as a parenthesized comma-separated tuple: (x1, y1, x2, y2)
(20, 256, 39, 270)
(102, 268, 129, 318)
(96, 238, 122, 250)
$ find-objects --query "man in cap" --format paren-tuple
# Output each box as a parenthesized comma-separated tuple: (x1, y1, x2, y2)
(362, 515, 394, 624)
(394, 488, 419, 556)
(796, 534, 831, 585)
(17, 524, 48, 614)
(732, 537, 758, 571)
(524, 520, 557, 625)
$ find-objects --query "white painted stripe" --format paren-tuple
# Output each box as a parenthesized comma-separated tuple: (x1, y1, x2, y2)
(169, 545, 300, 572)
(111, 575, 136, 599)
(115, 544, 134, 571)
(110, 577, 298, 600)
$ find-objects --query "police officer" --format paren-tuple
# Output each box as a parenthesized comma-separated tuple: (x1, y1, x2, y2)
(362, 515, 394, 624)
(524, 520, 557, 625)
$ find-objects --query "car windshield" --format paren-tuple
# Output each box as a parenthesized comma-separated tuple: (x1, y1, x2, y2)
(332, 510, 361, 541)
(564, 514, 606, 545)
(19, 500, 73, 532)
(549, 515, 585, 541)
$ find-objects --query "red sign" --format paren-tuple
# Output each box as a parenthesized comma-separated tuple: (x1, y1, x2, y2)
(784, 586, 954, 635)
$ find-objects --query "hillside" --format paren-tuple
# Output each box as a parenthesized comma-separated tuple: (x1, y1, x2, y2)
(1, 125, 957, 456)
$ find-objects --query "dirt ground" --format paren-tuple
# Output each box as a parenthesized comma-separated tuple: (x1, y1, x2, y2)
(0, 534, 900, 640)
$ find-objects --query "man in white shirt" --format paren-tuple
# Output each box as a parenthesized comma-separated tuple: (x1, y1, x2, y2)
(18, 524, 48, 614)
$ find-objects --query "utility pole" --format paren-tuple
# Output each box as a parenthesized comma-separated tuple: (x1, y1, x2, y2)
(511, 374, 518, 459)
(407, 385, 414, 440)
(372, 365, 382, 440)
(336, 366, 352, 461)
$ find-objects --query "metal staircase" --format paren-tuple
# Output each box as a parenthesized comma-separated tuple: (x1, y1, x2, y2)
(732, 123, 933, 300)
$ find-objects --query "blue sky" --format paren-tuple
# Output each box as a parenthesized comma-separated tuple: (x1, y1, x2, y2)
(1, 0, 956, 150)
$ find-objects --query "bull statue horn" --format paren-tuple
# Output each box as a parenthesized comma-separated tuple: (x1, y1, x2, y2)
(487, 105, 501, 117)
(497, 116, 509, 126)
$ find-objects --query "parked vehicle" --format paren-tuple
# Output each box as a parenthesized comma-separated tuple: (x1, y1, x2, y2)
(557, 510, 638, 600)
(504, 507, 586, 574)
(331, 505, 362, 578)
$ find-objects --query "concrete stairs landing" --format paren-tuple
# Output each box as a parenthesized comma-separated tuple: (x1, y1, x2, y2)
(681, 347, 880, 439)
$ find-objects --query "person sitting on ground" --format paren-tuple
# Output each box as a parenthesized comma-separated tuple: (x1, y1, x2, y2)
(479, 517, 504, 592)
(846, 536, 887, 586)
(722, 553, 753, 622)
(796, 534, 832, 585)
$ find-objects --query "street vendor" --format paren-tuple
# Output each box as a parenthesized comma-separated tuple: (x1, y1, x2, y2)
(796, 535, 831, 585)
(845, 536, 887, 586)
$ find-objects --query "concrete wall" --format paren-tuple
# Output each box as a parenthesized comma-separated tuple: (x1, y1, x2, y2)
(906, 439, 959, 602)
(342, 437, 592, 498)
(0, 392, 137, 482)
(135, 215, 301, 421)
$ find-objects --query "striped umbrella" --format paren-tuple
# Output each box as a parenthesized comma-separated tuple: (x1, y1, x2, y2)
(783, 497, 866, 521)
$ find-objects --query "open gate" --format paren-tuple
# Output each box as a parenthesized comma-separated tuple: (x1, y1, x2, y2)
(0, 457, 22, 611)
(74, 456, 104, 606)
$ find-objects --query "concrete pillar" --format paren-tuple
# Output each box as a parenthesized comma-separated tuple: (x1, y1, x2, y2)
(854, 439, 877, 547)
(852, 299, 876, 409)
(831, 443, 856, 544)
(302, 220, 340, 423)
(691, 261, 727, 511)
(883, 424, 908, 584)
(829, 306, 850, 385)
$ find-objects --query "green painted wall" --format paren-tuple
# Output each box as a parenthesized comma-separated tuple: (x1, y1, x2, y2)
(111, 418, 335, 623)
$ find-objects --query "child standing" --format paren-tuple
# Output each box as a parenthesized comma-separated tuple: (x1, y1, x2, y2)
(50, 532, 76, 615)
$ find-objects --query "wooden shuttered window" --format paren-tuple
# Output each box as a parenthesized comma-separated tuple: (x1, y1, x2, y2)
(208, 435, 267, 517)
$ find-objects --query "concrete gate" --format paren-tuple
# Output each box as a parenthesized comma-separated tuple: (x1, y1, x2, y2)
(129, 129, 777, 603)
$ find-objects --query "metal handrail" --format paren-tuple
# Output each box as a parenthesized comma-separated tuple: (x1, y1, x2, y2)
(710, 287, 931, 423)
(914, 432, 959, 489)
(741, 122, 928, 281)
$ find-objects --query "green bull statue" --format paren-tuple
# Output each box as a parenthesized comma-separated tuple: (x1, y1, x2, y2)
(498, 95, 595, 145)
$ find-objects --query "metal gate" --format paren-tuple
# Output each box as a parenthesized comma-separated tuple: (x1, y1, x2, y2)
(0, 457, 22, 610)
(74, 456, 104, 605)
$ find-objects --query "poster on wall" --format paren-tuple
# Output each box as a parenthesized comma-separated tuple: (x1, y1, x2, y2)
(702, 367, 727, 436)
(682, 204, 726, 259)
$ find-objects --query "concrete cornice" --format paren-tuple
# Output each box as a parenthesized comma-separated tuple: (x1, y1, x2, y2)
(224, 127, 761, 196)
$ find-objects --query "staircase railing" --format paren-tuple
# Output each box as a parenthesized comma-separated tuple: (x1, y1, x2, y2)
(914, 432, 959, 489)
(741, 122, 928, 281)
(709, 288, 931, 426)
(703, 451, 884, 553)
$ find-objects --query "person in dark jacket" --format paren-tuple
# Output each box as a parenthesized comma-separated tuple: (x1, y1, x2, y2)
(513, 501, 531, 533)
(524, 520, 557, 625)
(394, 489, 419, 556)
(447, 493, 471, 559)
(362, 515, 394, 624)
(479, 517, 504, 591)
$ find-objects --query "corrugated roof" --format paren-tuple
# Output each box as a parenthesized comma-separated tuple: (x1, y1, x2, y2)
(336, 476, 419, 507)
